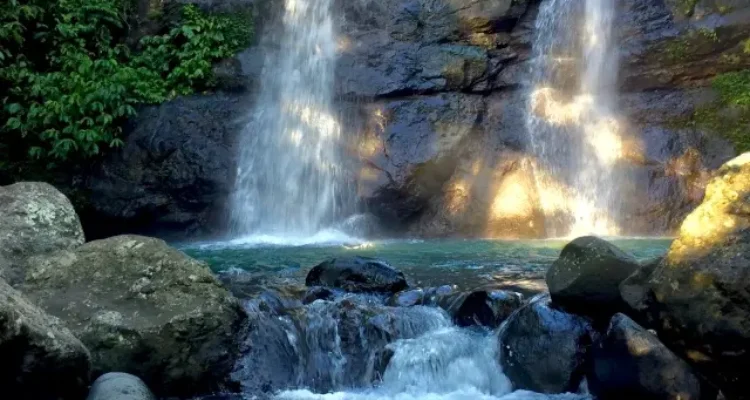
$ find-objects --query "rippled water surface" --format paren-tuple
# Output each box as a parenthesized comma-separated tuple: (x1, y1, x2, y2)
(183, 237, 671, 294)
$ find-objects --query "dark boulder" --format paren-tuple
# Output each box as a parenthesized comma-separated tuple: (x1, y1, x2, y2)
(0, 182, 85, 285)
(87, 373, 155, 400)
(306, 257, 407, 294)
(498, 295, 592, 394)
(546, 236, 640, 319)
(0, 278, 91, 400)
(22, 235, 247, 398)
(439, 289, 523, 328)
(302, 286, 336, 304)
(588, 313, 702, 400)
(628, 154, 750, 399)
(619, 257, 660, 316)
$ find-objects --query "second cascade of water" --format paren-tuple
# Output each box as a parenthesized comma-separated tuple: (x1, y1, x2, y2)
(231, 0, 356, 243)
(527, 0, 625, 237)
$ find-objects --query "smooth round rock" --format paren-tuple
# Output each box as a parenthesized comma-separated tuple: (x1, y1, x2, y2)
(305, 256, 407, 293)
(87, 373, 155, 400)
(498, 295, 592, 394)
(546, 236, 639, 319)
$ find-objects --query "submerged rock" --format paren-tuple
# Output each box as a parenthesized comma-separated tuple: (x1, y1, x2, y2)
(306, 257, 408, 294)
(22, 235, 247, 398)
(588, 313, 702, 400)
(498, 295, 592, 394)
(387, 285, 456, 308)
(87, 373, 155, 400)
(546, 236, 639, 320)
(629, 153, 750, 399)
(0, 182, 85, 285)
(0, 278, 91, 399)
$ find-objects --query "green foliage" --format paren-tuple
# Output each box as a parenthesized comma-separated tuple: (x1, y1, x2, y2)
(1, 0, 252, 162)
(665, 28, 719, 62)
(713, 70, 750, 107)
(672, 70, 750, 153)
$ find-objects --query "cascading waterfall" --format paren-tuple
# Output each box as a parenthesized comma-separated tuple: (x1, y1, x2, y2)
(234, 293, 590, 400)
(526, 0, 625, 237)
(231, 0, 354, 241)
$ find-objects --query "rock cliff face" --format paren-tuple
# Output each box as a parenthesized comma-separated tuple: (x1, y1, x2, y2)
(79, 0, 748, 239)
(343, 0, 746, 238)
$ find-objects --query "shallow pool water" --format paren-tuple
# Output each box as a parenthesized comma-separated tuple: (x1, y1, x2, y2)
(183, 237, 672, 294)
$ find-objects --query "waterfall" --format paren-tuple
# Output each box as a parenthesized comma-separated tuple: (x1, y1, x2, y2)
(231, 0, 354, 241)
(526, 0, 624, 237)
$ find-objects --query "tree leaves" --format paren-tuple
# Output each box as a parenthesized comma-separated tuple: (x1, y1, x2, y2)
(2, 1, 252, 162)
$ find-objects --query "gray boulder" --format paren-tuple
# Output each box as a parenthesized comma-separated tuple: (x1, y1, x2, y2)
(0, 278, 91, 399)
(22, 235, 247, 398)
(0, 182, 85, 285)
(498, 295, 592, 393)
(546, 236, 640, 319)
(87, 373, 155, 400)
(588, 313, 702, 400)
(306, 257, 408, 294)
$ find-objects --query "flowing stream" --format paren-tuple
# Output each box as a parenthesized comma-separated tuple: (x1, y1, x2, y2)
(185, 238, 671, 399)
(231, 0, 355, 243)
(526, 0, 625, 237)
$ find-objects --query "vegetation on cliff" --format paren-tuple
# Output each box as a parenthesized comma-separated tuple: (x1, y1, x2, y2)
(0, 0, 251, 167)
(665, 30, 750, 152)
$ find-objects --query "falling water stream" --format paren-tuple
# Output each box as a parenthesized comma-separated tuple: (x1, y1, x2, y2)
(222, 1, 631, 396)
(526, 0, 624, 237)
(231, 0, 356, 244)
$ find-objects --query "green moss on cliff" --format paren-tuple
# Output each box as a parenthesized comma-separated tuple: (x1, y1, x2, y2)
(665, 28, 719, 61)
(677, 0, 700, 17)
(671, 70, 750, 152)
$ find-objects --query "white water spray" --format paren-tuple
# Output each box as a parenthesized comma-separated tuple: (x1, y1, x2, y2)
(231, 0, 356, 241)
(527, 0, 624, 237)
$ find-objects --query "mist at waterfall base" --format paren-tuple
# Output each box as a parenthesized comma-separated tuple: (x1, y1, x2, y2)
(526, 0, 626, 237)
(230, 0, 358, 245)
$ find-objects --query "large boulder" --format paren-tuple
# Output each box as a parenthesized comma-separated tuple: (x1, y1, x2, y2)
(22, 235, 247, 398)
(546, 236, 640, 319)
(87, 373, 155, 400)
(588, 313, 702, 400)
(0, 278, 91, 399)
(630, 153, 750, 399)
(0, 182, 85, 285)
(498, 295, 592, 394)
(306, 257, 408, 294)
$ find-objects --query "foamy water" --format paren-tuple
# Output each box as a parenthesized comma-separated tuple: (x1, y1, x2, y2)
(275, 327, 589, 400)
